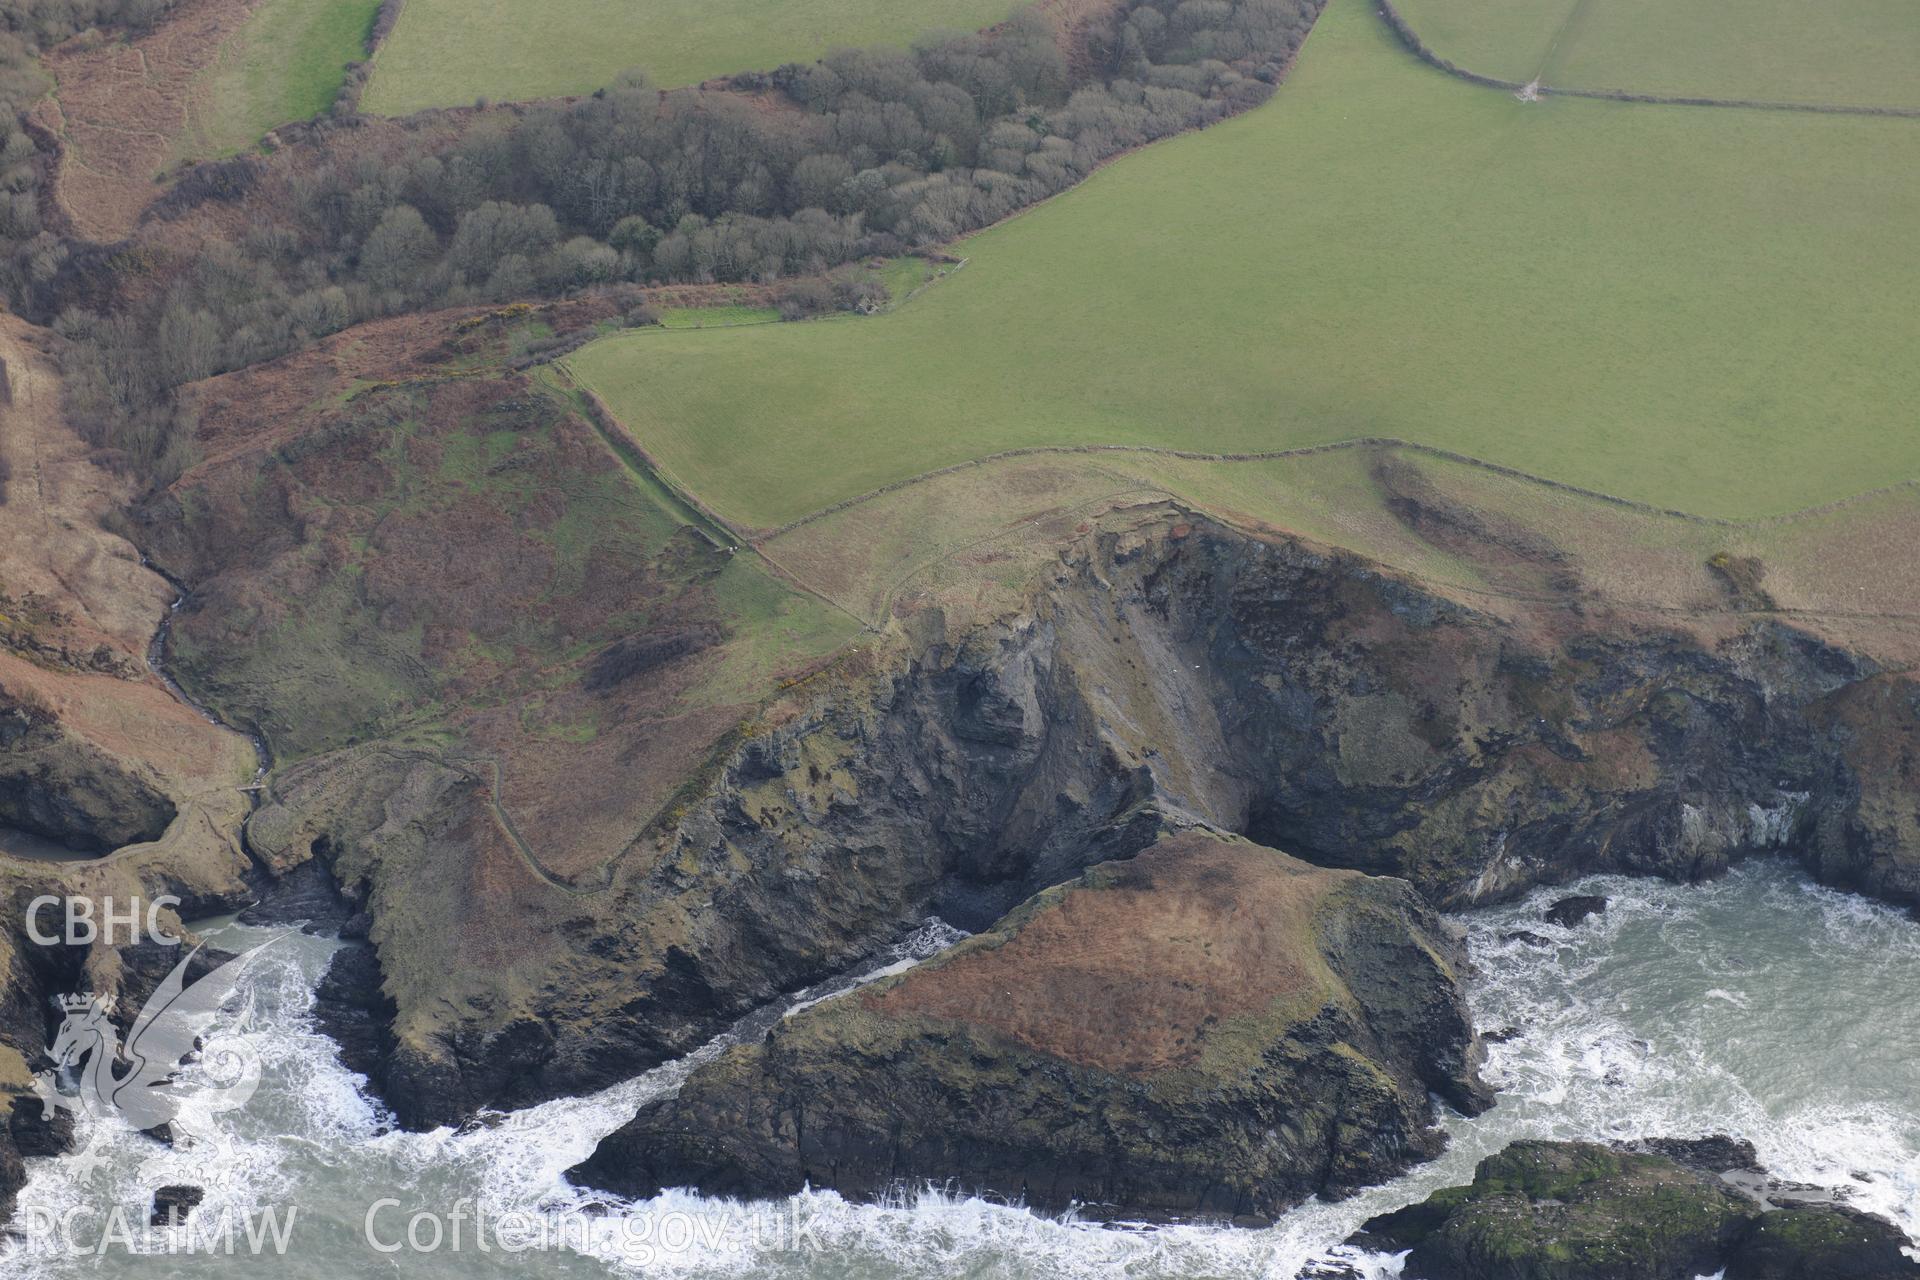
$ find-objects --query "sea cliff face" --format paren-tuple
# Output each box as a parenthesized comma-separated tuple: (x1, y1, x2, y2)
(6, 486, 1914, 1228)
(246, 508, 1920, 1129)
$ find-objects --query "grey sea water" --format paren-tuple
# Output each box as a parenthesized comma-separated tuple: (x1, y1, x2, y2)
(7, 859, 1918, 1278)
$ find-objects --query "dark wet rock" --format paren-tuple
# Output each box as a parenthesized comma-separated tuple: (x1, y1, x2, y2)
(113, 939, 236, 1033)
(569, 832, 1489, 1223)
(1545, 895, 1610, 928)
(1359, 1140, 1920, 1280)
(1629, 1134, 1763, 1176)
(0, 925, 246, 1221)
(453, 1112, 508, 1136)
(1504, 930, 1553, 947)
(1728, 1204, 1920, 1279)
(238, 857, 351, 932)
(8, 1093, 73, 1158)
(1484, 1025, 1523, 1043)
(311, 943, 397, 1098)
(1297, 1261, 1369, 1279)
(150, 1184, 204, 1226)
(0, 1133, 22, 1224)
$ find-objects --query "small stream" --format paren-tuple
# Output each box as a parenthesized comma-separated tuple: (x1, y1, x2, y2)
(140, 559, 271, 782)
(0, 562, 263, 866)
(5, 860, 1917, 1278)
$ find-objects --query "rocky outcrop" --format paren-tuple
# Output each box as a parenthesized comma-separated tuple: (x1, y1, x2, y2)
(1544, 895, 1609, 928)
(1733, 1205, 1920, 1279)
(1802, 674, 1920, 906)
(1359, 1139, 1919, 1280)
(0, 913, 254, 1221)
(237, 857, 357, 933)
(149, 1184, 205, 1226)
(567, 832, 1487, 1222)
(310, 941, 399, 1103)
(248, 509, 1920, 1125)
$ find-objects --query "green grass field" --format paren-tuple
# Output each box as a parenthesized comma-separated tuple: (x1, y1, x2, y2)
(1393, 0, 1920, 107)
(660, 305, 781, 329)
(569, 0, 1920, 529)
(362, 0, 1019, 115)
(180, 0, 382, 159)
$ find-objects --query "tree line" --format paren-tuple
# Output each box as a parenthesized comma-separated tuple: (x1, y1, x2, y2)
(3, 0, 1322, 485)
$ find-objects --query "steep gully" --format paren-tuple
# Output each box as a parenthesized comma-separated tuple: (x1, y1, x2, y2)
(142, 556, 271, 785)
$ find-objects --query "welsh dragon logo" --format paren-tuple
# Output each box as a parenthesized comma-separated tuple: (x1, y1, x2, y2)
(31, 942, 278, 1179)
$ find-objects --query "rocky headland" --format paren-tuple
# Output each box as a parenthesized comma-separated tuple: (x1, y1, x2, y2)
(566, 830, 1489, 1221)
(0, 319, 264, 1219)
(242, 502, 1920, 1131)
(3, 303, 1919, 1254)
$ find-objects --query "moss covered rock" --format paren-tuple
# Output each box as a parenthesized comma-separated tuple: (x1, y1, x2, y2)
(1361, 1140, 1920, 1280)
(1728, 1205, 1920, 1280)
(568, 831, 1489, 1222)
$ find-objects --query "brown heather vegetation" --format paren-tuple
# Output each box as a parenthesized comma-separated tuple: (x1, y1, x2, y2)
(868, 832, 1348, 1075)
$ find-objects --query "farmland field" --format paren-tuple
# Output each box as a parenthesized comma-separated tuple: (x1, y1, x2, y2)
(180, 0, 384, 158)
(1391, 0, 1920, 108)
(568, 0, 1920, 530)
(362, 0, 1020, 115)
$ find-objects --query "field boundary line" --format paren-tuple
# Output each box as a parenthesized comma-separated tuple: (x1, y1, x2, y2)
(795, 470, 1920, 634)
(552, 361, 746, 547)
(554, 360, 879, 631)
(1374, 0, 1920, 118)
(856, 473, 1162, 627)
(758, 437, 1920, 542)
(351, 0, 410, 108)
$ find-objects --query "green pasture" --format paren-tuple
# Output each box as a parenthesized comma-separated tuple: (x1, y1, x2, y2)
(362, 0, 1018, 115)
(660, 306, 781, 330)
(1393, 0, 1920, 107)
(568, 0, 1920, 529)
(181, 0, 382, 159)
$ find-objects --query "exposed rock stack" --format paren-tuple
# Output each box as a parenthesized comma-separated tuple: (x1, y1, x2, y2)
(1359, 1139, 1920, 1280)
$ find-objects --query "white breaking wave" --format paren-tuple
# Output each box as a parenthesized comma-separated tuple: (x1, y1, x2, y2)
(7, 861, 1920, 1278)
